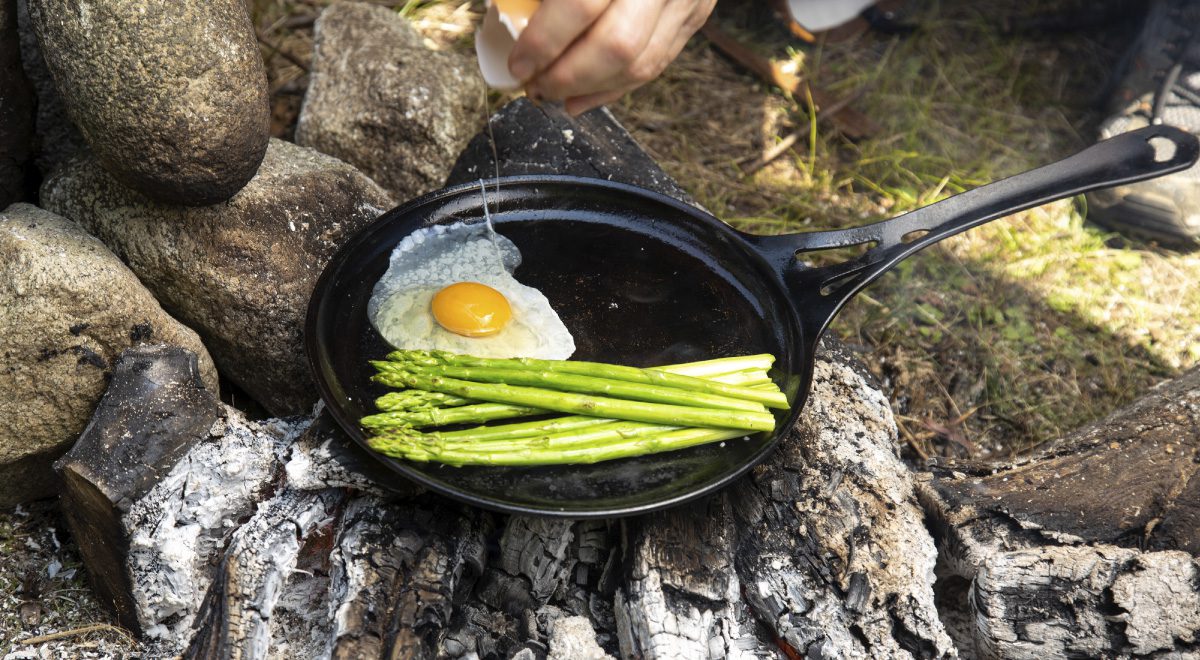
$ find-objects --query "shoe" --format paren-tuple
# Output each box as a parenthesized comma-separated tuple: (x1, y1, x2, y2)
(1087, 0, 1200, 249)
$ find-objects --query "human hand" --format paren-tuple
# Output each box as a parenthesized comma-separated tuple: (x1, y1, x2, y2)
(507, 0, 717, 116)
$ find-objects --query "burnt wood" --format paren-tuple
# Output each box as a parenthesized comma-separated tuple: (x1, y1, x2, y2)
(54, 345, 225, 633)
(919, 366, 1200, 657)
(446, 98, 693, 204)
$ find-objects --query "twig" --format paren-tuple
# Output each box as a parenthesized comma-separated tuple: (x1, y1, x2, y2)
(19, 624, 130, 645)
(740, 89, 866, 175)
(699, 21, 880, 139)
(741, 131, 802, 175)
(699, 22, 800, 95)
(281, 14, 317, 30)
(897, 420, 931, 462)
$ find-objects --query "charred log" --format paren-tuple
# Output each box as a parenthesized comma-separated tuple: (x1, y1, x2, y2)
(730, 351, 956, 659)
(54, 345, 283, 637)
(918, 366, 1200, 658)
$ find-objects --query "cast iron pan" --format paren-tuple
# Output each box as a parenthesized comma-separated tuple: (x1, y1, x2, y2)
(307, 125, 1198, 518)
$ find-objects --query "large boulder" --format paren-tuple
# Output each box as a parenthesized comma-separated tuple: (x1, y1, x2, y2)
(26, 0, 269, 206)
(0, 0, 34, 207)
(0, 203, 218, 507)
(296, 2, 484, 200)
(15, 0, 87, 175)
(41, 139, 395, 416)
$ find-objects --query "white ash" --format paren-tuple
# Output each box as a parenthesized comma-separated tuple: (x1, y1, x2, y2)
(213, 488, 344, 659)
(123, 409, 293, 648)
(285, 431, 390, 495)
(269, 557, 334, 659)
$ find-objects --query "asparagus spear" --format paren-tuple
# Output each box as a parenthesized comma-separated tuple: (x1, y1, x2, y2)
(374, 420, 678, 455)
(360, 402, 542, 430)
(368, 425, 749, 466)
(374, 390, 475, 412)
(375, 359, 769, 413)
(371, 370, 778, 432)
(703, 369, 771, 386)
(388, 350, 787, 409)
(375, 360, 773, 411)
(415, 415, 618, 442)
(653, 353, 775, 378)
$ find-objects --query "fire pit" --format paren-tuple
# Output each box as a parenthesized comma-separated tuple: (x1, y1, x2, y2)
(3, 2, 1199, 658)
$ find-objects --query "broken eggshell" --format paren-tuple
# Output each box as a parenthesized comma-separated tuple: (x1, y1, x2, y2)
(786, 0, 875, 32)
(475, 0, 540, 90)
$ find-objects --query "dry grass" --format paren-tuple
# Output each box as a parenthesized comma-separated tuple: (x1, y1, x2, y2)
(0, 501, 137, 657)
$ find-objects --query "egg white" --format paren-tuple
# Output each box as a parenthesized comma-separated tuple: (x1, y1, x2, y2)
(368, 220, 576, 359)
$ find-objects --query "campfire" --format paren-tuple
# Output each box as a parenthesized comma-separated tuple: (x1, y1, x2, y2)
(3, 2, 1199, 659)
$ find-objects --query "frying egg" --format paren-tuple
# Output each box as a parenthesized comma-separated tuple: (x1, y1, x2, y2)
(475, 0, 540, 90)
(367, 220, 575, 359)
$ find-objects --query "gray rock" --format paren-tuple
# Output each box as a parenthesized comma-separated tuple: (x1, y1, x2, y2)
(15, 0, 86, 176)
(296, 2, 484, 200)
(27, 0, 269, 206)
(0, 203, 218, 507)
(0, 0, 34, 207)
(40, 139, 395, 416)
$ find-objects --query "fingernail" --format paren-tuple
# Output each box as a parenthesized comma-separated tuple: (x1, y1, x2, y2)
(509, 58, 534, 82)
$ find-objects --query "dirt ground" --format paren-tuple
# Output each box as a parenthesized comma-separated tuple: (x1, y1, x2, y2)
(4, 0, 1197, 656)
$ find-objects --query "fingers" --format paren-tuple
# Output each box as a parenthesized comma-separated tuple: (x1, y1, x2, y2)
(526, 0, 665, 101)
(512, 0, 717, 115)
(508, 0, 613, 83)
(559, 0, 712, 116)
(563, 88, 629, 116)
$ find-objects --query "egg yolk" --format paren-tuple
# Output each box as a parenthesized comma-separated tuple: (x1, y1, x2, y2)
(431, 282, 512, 337)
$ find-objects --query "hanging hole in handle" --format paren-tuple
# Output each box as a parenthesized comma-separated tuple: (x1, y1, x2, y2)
(795, 240, 879, 268)
(819, 269, 862, 297)
(1149, 135, 1178, 162)
(901, 229, 930, 243)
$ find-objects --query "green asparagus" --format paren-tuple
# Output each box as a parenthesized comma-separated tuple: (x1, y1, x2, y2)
(360, 352, 788, 467)
(361, 402, 543, 430)
(375, 359, 769, 413)
(372, 370, 778, 432)
(374, 390, 475, 412)
(368, 425, 748, 466)
(389, 350, 787, 409)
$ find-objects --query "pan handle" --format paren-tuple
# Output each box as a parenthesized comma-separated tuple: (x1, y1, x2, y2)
(744, 124, 1199, 345)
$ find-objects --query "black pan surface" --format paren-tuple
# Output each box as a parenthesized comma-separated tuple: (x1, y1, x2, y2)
(306, 178, 806, 516)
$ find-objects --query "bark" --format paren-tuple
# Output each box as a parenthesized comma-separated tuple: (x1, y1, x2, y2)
(918, 366, 1200, 658)
(729, 349, 956, 659)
